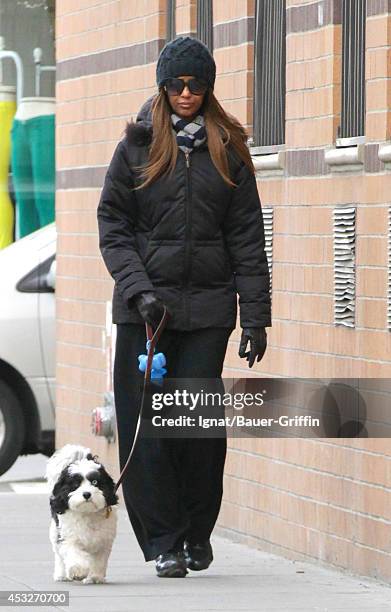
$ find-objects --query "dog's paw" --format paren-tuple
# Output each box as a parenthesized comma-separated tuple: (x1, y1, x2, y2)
(67, 564, 89, 581)
(82, 575, 106, 585)
(53, 573, 70, 582)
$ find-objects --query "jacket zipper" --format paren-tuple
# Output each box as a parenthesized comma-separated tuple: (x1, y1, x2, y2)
(183, 150, 192, 327)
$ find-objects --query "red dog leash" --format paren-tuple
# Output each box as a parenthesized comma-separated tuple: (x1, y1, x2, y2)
(114, 307, 170, 494)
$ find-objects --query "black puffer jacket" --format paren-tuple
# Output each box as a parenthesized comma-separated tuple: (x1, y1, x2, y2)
(97, 95, 272, 331)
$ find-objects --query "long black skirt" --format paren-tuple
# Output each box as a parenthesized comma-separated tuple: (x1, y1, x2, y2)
(113, 322, 234, 561)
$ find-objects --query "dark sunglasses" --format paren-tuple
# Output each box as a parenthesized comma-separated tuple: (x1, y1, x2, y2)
(164, 77, 208, 96)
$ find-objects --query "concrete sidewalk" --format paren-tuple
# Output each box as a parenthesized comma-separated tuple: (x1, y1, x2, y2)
(0, 484, 390, 612)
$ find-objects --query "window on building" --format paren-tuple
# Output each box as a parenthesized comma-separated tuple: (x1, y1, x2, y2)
(166, 0, 176, 42)
(197, 0, 213, 53)
(253, 0, 286, 149)
(337, 0, 366, 144)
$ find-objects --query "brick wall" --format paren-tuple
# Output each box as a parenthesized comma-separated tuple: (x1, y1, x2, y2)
(55, 0, 391, 583)
(55, 0, 167, 468)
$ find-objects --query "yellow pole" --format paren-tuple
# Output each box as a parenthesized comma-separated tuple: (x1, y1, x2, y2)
(0, 94, 16, 249)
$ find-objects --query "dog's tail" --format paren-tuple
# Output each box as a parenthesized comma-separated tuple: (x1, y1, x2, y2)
(45, 444, 94, 490)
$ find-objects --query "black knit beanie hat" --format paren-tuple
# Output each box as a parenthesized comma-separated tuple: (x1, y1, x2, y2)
(156, 36, 216, 90)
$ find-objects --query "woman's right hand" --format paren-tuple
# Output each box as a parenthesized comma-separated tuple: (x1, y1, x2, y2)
(133, 291, 169, 327)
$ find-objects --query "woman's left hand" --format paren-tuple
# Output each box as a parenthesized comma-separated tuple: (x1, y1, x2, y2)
(238, 327, 267, 367)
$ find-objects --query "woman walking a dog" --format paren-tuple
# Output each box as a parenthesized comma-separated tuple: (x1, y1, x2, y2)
(97, 36, 272, 578)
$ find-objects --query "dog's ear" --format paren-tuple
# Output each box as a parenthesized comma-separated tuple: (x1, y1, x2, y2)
(50, 492, 68, 516)
(50, 487, 69, 516)
(50, 468, 81, 515)
(86, 452, 100, 463)
(98, 467, 119, 507)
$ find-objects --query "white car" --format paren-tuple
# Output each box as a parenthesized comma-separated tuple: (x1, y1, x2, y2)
(0, 222, 56, 475)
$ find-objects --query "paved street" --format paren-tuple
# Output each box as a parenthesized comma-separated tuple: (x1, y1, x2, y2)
(0, 455, 390, 612)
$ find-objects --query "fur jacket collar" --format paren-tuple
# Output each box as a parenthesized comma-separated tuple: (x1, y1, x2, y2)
(124, 95, 155, 147)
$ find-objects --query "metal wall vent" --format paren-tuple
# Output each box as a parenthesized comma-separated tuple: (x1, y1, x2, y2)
(262, 207, 274, 298)
(388, 205, 391, 331)
(333, 206, 356, 327)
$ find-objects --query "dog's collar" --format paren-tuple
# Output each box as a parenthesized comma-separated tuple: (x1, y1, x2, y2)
(105, 506, 112, 519)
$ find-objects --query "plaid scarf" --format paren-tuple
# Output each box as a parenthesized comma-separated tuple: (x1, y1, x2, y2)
(171, 112, 207, 154)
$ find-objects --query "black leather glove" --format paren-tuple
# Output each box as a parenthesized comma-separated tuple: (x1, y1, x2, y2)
(133, 291, 169, 327)
(238, 327, 267, 368)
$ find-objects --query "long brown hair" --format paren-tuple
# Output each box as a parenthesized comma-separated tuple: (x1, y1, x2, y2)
(132, 88, 254, 190)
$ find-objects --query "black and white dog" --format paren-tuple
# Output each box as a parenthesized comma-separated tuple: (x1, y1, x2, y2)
(45, 444, 119, 584)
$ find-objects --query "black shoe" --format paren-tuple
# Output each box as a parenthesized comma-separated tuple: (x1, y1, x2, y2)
(155, 550, 188, 578)
(183, 539, 213, 571)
